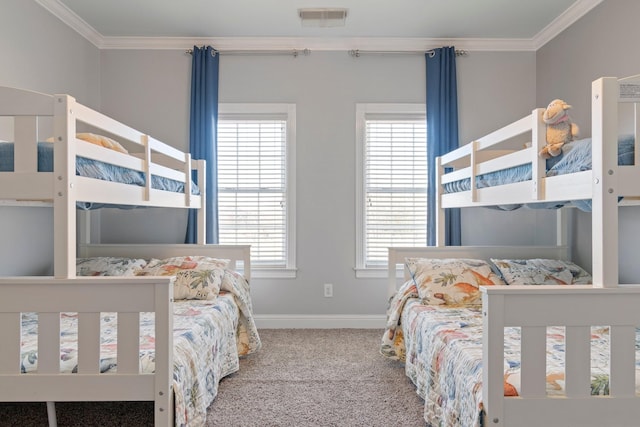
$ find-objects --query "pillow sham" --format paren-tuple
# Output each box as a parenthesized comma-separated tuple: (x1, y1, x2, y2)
(405, 258, 505, 306)
(76, 257, 147, 276)
(135, 256, 229, 300)
(490, 258, 592, 286)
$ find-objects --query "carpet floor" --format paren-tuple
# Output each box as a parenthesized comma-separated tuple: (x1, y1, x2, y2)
(207, 329, 425, 426)
(0, 329, 425, 426)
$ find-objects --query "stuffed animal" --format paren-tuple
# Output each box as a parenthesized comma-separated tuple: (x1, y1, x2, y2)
(539, 99, 579, 159)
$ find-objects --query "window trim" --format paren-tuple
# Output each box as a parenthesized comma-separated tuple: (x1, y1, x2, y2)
(218, 103, 297, 279)
(354, 103, 426, 278)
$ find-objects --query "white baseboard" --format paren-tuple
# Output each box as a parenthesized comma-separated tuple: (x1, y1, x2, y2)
(254, 314, 386, 329)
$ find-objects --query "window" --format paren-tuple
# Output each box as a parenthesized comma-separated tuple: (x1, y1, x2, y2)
(355, 104, 427, 276)
(218, 104, 296, 278)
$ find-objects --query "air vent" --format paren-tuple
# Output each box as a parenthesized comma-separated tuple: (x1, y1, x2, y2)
(298, 8, 348, 27)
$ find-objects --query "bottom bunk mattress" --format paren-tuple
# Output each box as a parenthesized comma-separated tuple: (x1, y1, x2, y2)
(19, 289, 259, 427)
(381, 282, 640, 427)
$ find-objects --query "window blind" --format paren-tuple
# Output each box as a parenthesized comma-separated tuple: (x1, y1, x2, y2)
(218, 119, 287, 267)
(364, 119, 427, 267)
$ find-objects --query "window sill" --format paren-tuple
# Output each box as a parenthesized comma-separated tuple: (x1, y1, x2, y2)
(253, 268, 297, 279)
(354, 268, 406, 279)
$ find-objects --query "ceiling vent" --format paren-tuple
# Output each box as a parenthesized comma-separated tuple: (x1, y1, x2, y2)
(298, 8, 348, 27)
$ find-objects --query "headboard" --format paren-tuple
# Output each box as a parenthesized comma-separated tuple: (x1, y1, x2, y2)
(78, 244, 251, 281)
(387, 245, 571, 298)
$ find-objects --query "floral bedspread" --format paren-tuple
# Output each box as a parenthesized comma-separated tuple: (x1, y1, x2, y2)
(20, 271, 261, 427)
(381, 280, 640, 427)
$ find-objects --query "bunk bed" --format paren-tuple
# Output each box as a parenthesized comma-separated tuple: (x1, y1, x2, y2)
(0, 86, 261, 427)
(0, 85, 207, 277)
(382, 75, 640, 427)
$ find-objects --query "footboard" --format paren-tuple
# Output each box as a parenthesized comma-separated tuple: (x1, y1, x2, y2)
(0, 276, 174, 427)
(482, 285, 640, 427)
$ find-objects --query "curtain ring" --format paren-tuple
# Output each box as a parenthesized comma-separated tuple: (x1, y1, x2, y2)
(426, 50, 436, 58)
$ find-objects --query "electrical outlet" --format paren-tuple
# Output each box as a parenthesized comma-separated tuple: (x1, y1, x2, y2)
(324, 283, 333, 298)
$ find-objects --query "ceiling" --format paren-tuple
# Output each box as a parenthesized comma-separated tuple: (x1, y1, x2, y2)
(35, 0, 603, 51)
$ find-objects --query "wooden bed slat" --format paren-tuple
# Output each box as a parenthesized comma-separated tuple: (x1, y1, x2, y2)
(77, 312, 101, 374)
(0, 173, 53, 200)
(117, 312, 141, 374)
(564, 325, 591, 397)
(520, 326, 546, 397)
(0, 86, 53, 116)
(0, 375, 155, 401)
(502, 397, 640, 427)
(37, 313, 61, 374)
(609, 325, 636, 397)
(0, 313, 21, 374)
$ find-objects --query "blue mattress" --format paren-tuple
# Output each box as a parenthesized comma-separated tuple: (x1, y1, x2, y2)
(443, 135, 635, 211)
(0, 142, 200, 209)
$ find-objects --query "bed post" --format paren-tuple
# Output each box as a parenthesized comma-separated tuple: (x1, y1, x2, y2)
(591, 77, 619, 288)
(531, 108, 546, 201)
(154, 280, 174, 427)
(53, 94, 77, 279)
(141, 134, 152, 202)
(482, 291, 505, 426)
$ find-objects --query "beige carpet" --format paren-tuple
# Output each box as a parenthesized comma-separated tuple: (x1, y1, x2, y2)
(0, 329, 425, 426)
(206, 329, 425, 426)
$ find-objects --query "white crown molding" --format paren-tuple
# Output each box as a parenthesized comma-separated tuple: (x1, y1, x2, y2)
(254, 314, 386, 329)
(99, 36, 539, 52)
(36, 0, 602, 53)
(532, 0, 604, 50)
(34, 0, 104, 48)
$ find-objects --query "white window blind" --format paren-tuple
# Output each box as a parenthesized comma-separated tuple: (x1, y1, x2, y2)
(218, 118, 288, 267)
(363, 114, 427, 268)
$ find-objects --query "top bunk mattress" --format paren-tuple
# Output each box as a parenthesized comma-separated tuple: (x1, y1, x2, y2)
(443, 135, 634, 211)
(0, 142, 199, 209)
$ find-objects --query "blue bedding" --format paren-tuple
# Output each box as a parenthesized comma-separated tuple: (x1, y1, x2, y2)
(0, 142, 200, 209)
(442, 135, 635, 211)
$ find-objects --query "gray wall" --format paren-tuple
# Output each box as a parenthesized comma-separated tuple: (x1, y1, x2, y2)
(7, 0, 608, 315)
(0, 0, 100, 275)
(99, 49, 551, 316)
(536, 0, 640, 282)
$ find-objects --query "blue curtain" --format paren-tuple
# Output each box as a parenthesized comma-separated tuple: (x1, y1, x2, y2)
(426, 47, 461, 246)
(185, 45, 219, 244)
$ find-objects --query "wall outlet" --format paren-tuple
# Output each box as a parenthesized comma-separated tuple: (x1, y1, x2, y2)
(324, 283, 333, 298)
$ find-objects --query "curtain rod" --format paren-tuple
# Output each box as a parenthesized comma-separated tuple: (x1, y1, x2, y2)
(185, 47, 467, 58)
(348, 49, 468, 58)
(186, 48, 311, 57)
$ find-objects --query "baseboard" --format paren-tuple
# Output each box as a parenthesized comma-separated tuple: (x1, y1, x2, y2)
(254, 314, 387, 329)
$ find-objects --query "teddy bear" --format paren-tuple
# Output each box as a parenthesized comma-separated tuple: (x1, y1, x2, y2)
(538, 99, 579, 159)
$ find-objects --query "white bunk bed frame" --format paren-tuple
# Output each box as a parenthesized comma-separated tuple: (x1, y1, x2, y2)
(0, 85, 208, 278)
(0, 243, 250, 427)
(0, 86, 230, 426)
(387, 75, 640, 427)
